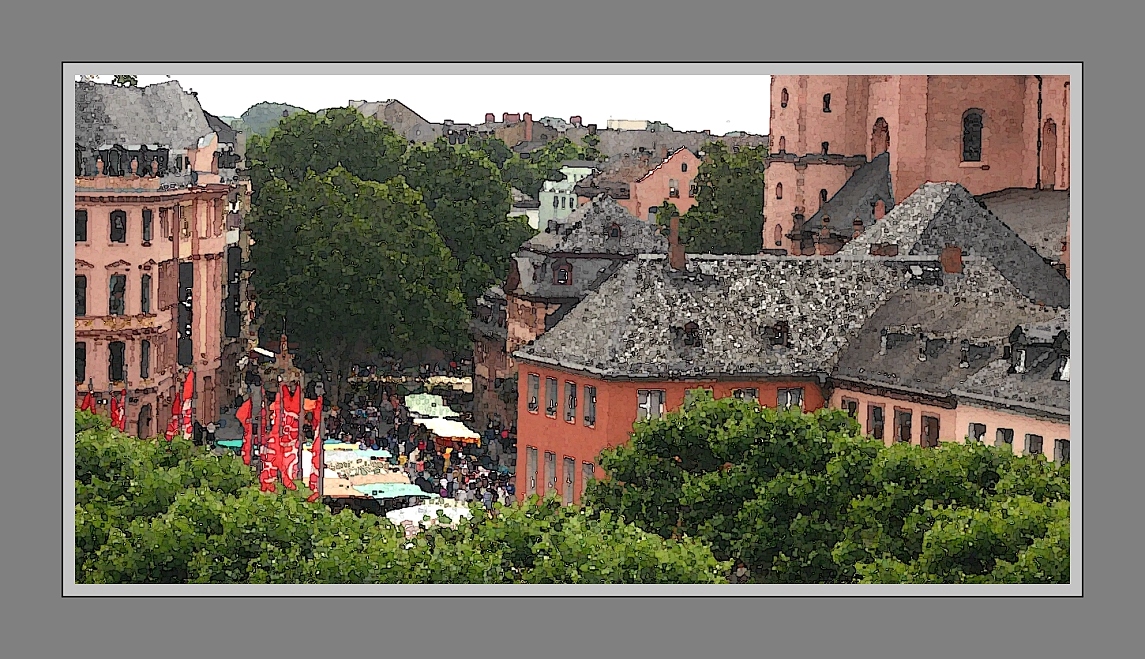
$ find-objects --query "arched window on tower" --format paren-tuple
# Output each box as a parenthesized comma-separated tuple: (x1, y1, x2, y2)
(822, 94, 832, 112)
(775, 183, 783, 200)
(962, 109, 984, 162)
(871, 117, 890, 157)
(780, 88, 789, 108)
(1041, 118, 1058, 189)
(821, 142, 830, 155)
(778, 136, 786, 153)
(773, 224, 783, 247)
(819, 189, 828, 208)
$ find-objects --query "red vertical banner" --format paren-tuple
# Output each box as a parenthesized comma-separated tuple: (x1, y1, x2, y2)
(180, 370, 195, 440)
(307, 396, 324, 502)
(258, 392, 282, 493)
(236, 398, 253, 466)
(79, 392, 96, 413)
(278, 385, 300, 491)
(109, 394, 123, 431)
(165, 392, 182, 441)
(116, 387, 128, 432)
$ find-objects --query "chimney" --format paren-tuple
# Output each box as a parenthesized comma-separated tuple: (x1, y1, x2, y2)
(502, 112, 510, 123)
(660, 146, 669, 160)
(940, 245, 963, 273)
(523, 112, 533, 142)
(485, 113, 496, 123)
(570, 115, 582, 127)
(852, 219, 864, 239)
(669, 212, 686, 270)
(282, 110, 289, 118)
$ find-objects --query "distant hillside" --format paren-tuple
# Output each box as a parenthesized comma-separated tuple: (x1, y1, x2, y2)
(239, 102, 308, 136)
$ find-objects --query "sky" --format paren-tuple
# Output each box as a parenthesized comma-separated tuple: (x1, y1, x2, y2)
(84, 75, 771, 135)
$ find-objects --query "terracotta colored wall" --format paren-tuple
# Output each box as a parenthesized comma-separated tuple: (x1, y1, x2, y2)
(516, 362, 826, 503)
(762, 161, 797, 251)
(629, 149, 701, 221)
(770, 76, 802, 155)
(505, 295, 563, 356)
(803, 75, 855, 156)
(954, 403, 1070, 461)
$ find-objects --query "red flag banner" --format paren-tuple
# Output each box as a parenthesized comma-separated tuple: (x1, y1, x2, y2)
(117, 387, 128, 431)
(236, 398, 253, 466)
(180, 371, 195, 440)
(110, 394, 123, 432)
(278, 385, 301, 487)
(258, 394, 282, 493)
(307, 396, 324, 501)
(79, 392, 95, 413)
(165, 392, 182, 441)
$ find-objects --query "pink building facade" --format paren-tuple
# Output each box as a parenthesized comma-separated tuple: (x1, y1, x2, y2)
(620, 148, 701, 221)
(764, 75, 1071, 256)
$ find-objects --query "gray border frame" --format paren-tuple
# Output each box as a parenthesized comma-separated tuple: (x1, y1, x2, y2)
(65, 62, 1081, 596)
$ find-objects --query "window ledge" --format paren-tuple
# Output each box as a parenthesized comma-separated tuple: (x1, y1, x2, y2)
(959, 161, 989, 169)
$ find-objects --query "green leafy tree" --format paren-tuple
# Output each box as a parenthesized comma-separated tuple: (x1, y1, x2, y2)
(75, 412, 729, 584)
(403, 139, 536, 306)
(246, 167, 468, 403)
(112, 75, 138, 87)
(238, 101, 309, 137)
(657, 141, 766, 254)
(583, 397, 1069, 584)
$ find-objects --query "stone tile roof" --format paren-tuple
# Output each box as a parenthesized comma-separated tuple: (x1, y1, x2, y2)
(509, 252, 627, 301)
(799, 152, 894, 236)
(953, 313, 1070, 414)
(203, 111, 238, 145)
(521, 195, 667, 256)
(75, 81, 213, 153)
(515, 255, 910, 379)
(975, 187, 1070, 262)
(839, 182, 1070, 308)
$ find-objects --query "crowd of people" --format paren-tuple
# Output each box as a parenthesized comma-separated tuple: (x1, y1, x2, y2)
(317, 385, 518, 511)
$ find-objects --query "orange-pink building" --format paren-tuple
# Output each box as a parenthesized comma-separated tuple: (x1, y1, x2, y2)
(74, 81, 247, 437)
(619, 147, 701, 221)
(764, 75, 1070, 262)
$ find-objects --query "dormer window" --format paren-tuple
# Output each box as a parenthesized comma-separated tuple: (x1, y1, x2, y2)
(764, 321, 791, 347)
(608, 223, 621, 239)
(683, 322, 701, 347)
(556, 268, 570, 285)
(1055, 356, 1070, 381)
(554, 261, 572, 285)
(1015, 349, 1027, 373)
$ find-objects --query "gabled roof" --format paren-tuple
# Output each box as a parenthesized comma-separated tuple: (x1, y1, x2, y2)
(75, 81, 214, 153)
(975, 187, 1070, 262)
(797, 152, 894, 236)
(635, 147, 695, 183)
(520, 195, 667, 256)
(839, 182, 1069, 308)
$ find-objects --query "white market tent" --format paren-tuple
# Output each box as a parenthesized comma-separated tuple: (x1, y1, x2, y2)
(412, 417, 480, 442)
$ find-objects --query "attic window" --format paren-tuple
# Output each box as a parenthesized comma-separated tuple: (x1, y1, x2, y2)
(1056, 356, 1070, 381)
(555, 265, 571, 285)
(764, 321, 791, 347)
(608, 223, 621, 239)
(1015, 349, 1027, 373)
(683, 322, 701, 347)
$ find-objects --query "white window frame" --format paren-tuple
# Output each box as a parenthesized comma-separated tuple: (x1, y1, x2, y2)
(637, 389, 666, 421)
(777, 387, 804, 410)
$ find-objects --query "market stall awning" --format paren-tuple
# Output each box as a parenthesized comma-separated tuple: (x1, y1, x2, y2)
(412, 417, 481, 444)
(352, 482, 440, 500)
(405, 393, 460, 418)
(386, 503, 472, 526)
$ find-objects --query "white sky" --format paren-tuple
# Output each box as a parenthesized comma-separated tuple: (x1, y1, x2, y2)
(84, 75, 771, 135)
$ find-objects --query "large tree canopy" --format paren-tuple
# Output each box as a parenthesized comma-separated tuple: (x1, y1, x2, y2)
(583, 396, 1070, 584)
(246, 167, 468, 400)
(75, 412, 729, 584)
(657, 141, 766, 254)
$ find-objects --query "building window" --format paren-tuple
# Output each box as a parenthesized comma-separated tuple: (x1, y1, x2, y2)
(553, 197, 559, 209)
(775, 183, 783, 200)
(968, 423, 987, 442)
(637, 389, 666, 421)
(565, 381, 577, 423)
(140, 274, 152, 314)
(110, 210, 127, 243)
(777, 388, 804, 410)
(544, 451, 556, 493)
(108, 341, 126, 383)
(75, 342, 86, 383)
(1054, 439, 1070, 464)
(108, 274, 126, 316)
(822, 93, 832, 112)
(995, 428, 1014, 448)
(921, 415, 940, 448)
(681, 163, 688, 173)
(841, 397, 858, 417)
(608, 223, 621, 239)
(556, 266, 571, 285)
(582, 462, 595, 497)
(734, 388, 759, 402)
(689, 183, 697, 198)
(778, 136, 786, 153)
(894, 408, 912, 443)
(76, 210, 88, 242)
(819, 189, 828, 208)
(780, 88, 789, 108)
(545, 377, 558, 417)
(962, 109, 984, 162)
(561, 196, 566, 209)
(527, 373, 540, 413)
(526, 447, 538, 495)
(563, 456, 576, 505)
(773, 224, 783, 247)
(669, 179, 680, 198)
(140, 339, 151, 379)
(868, 404, 885, 440)
(821, 142, 830, 155)
(683, 321, 702, 347)
(1024, 434, 1044, 457)
(142, 209, 154, 243)
(584, 385, 597, 427)
(1014, 349, 1028, 374)
(75, 275, 87, 317)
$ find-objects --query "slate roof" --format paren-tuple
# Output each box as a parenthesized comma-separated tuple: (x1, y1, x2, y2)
(509, 252, 628, 301)
(797, 152, 894, 236)
(75, 81, 214, 153)
(515, 255, 912, 379)
(839, 182, 1070, 308)
(520, 195, 667, 256)
(975, 188, 1070, 262)
(953, 313, 1071, 415)
(203, 111, 239, 145)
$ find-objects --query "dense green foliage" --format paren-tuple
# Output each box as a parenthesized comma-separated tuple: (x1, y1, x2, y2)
(656, 141, 766, 254)
(238, 101, 308, 136)
(111, 75, 138, 87)
(75, 412, 728, 584)
(583, 396, 1070, 584)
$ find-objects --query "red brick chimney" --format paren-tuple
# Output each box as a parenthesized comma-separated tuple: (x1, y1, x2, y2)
(570, 115, 582, 127)
(523, 112, 533, 142)
(940, 245, 963, 273)
(485, 113, 496, 123)
(669, 213, 686, 270)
